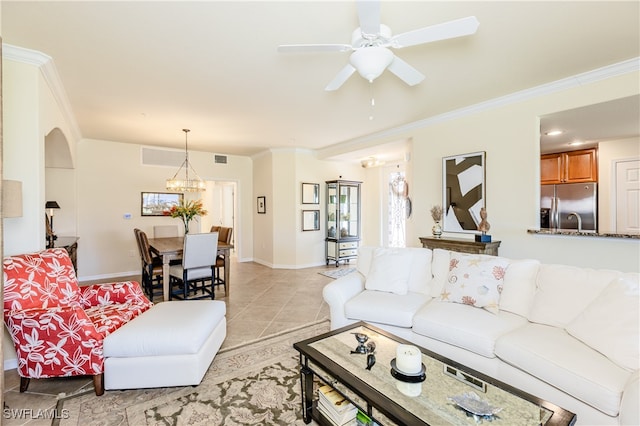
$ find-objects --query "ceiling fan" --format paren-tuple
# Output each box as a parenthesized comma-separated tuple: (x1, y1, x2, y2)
(278, 1, 479, 91)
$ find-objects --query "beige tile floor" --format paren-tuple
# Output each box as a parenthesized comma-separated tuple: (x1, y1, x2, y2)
(2, 256, 348, 425)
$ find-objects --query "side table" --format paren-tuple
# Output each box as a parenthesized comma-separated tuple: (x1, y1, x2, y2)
(419, 236, 501, 256)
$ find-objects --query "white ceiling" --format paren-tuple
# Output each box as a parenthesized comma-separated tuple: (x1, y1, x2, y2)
(2, 1, 639, 163)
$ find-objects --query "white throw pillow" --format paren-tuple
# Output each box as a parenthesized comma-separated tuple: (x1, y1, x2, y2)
(440, 252, 510, 314)
(565, 274, 640, 371)
(364, 248, 413, 295)
(499, 259, 540, 317)
(429, 249, 451, 298)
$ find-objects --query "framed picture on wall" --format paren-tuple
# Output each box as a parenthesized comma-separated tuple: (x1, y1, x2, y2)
(442, 151, 486, 233)
(302, 210, 320, 231)
(257, 196, 266, 214)
(301, 183, 320, 204)
(141, 192, 183, 216)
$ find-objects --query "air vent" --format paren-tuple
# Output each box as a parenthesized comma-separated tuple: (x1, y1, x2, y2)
(214, 155, 228, 164)
(141, 147, 184, 167)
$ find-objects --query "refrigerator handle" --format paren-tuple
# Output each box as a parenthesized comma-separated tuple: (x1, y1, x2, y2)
(551, 197, 558, 229)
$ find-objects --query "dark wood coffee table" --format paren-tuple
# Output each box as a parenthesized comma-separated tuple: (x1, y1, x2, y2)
(294, 321, 576, 425)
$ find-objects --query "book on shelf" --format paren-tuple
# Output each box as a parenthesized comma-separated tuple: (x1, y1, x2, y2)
(317, 385, 357, 425)
(317, 402, 358, 426)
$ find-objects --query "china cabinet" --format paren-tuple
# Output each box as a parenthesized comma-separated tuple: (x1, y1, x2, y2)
(326, 180, 362, 266)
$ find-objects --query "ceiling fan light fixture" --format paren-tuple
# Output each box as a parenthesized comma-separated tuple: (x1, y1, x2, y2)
(350, 47, 394, 82)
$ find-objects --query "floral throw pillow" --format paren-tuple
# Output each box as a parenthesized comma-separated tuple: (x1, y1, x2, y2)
(440, 252, 509, 314)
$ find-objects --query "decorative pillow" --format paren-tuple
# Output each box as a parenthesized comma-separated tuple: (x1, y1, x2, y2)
(364, 248, 413, 295)
(440, 252, 509, 314)
(565, 275, 639, 371)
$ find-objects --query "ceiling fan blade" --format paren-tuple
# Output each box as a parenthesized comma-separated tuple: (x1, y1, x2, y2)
(387, 56, 425, 86)
(325, 64, 357, 91)
(278, 44, 353, 53)
(356, 0, 381, 36)
(390, 16, 480, 48)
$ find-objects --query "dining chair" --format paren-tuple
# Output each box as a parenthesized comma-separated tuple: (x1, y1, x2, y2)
(134, 229, 164, 299)
(212, 227, 232, 294)
(169, 232, 219, 300)
(153, 225, 179, 238)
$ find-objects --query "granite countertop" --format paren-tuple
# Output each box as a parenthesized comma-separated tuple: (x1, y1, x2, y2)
(527, 229, 640, 239)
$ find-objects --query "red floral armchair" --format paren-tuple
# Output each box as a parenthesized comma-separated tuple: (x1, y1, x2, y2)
(3, 248, 152, 395)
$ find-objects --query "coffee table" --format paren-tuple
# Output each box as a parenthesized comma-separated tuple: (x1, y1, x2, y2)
(294, 321, 576, 425)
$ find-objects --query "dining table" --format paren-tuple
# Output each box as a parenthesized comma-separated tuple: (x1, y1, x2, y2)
(147, 236, 234, 301)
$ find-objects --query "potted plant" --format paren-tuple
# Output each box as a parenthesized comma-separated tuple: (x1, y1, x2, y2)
(170, 199, 207, 234)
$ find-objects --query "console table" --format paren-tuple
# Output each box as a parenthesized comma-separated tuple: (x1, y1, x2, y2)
(419, 236, 501, 256)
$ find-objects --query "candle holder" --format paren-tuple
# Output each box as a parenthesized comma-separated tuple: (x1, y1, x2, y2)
(390, 344, 426, 383)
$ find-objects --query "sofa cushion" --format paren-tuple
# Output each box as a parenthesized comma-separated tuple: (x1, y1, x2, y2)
(429, 249, 450, 298)
(365, 248, 413, 295)
(412, 301, 527, 358)
(362, 247, 433, 296)
(499, 259, 540, 317)
(565, 274, 639, 371)
(528, 264, 621, 327)
(440, 252, 509, 314)
(495, 324, 631, 416)
(345, 290, 430, 328)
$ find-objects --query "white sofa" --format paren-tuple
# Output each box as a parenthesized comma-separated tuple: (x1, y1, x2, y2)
(323, 246, 639, 426)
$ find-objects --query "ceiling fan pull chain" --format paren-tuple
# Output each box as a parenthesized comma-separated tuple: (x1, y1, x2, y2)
(369, 82, 376, 121)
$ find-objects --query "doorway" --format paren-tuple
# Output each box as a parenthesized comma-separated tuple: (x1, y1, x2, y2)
(202, 181, 237, 247)
(615, 159, 640, 234)
(388, 171, 408, 247)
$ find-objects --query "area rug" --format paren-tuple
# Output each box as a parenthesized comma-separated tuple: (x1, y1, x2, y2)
(55, 319, 330, 426)
(318, 267, 356, 280)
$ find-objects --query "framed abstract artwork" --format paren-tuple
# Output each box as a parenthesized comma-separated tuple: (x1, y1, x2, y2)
(442, 151, 485, 233)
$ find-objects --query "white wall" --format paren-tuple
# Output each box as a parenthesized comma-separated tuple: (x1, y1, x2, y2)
(3, 56, 77, 256)
(76, 139, 253, 279)
(405, 72, 639, 272)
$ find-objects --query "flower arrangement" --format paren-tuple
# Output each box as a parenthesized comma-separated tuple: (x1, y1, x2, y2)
(170, 199, 207, 233)
(430, 205, 443, 222)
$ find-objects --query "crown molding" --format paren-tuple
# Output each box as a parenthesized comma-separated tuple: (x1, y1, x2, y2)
(317, 57, 640, 159)
(2, 43, 82, 143)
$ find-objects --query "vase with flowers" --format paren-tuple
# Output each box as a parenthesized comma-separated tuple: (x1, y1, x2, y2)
(430, 205, 443, 237)
(170, 199, 207, 234)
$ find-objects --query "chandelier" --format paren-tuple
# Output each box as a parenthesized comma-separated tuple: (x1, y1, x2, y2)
(166, 129, 206, 192)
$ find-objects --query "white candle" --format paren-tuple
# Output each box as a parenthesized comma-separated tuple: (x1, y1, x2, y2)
(396, 344, 422, 374)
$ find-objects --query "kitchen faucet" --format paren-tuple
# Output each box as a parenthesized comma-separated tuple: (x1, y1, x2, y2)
(567, 212, 583, 232)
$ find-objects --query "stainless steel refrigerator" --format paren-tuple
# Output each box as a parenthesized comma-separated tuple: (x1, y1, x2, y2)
(540, 183, 598, 232)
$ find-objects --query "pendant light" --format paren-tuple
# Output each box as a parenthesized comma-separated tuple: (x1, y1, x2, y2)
(166, 129, 206, 192)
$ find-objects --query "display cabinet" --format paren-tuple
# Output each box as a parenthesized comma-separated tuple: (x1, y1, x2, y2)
(326, 180, 362, 266)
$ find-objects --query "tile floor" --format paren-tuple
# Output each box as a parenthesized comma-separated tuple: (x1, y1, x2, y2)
(2, 256, 347, 425)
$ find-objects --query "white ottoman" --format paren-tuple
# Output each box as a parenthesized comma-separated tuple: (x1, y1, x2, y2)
(103, 300, 226, 390)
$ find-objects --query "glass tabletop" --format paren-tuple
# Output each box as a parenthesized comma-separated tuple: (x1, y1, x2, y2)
(296, 322, 574, 426)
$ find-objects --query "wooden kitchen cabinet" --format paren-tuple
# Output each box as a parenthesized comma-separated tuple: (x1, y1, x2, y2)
(541, 148, 597, 184)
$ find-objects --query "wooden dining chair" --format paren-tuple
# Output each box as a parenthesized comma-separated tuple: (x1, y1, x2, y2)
(169, 232, 219, 300)
(134, 229, 164, 299)
(213, 227, 232, 294)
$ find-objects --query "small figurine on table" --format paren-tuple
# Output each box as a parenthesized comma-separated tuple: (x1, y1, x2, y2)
(476, 207, 492, 242)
